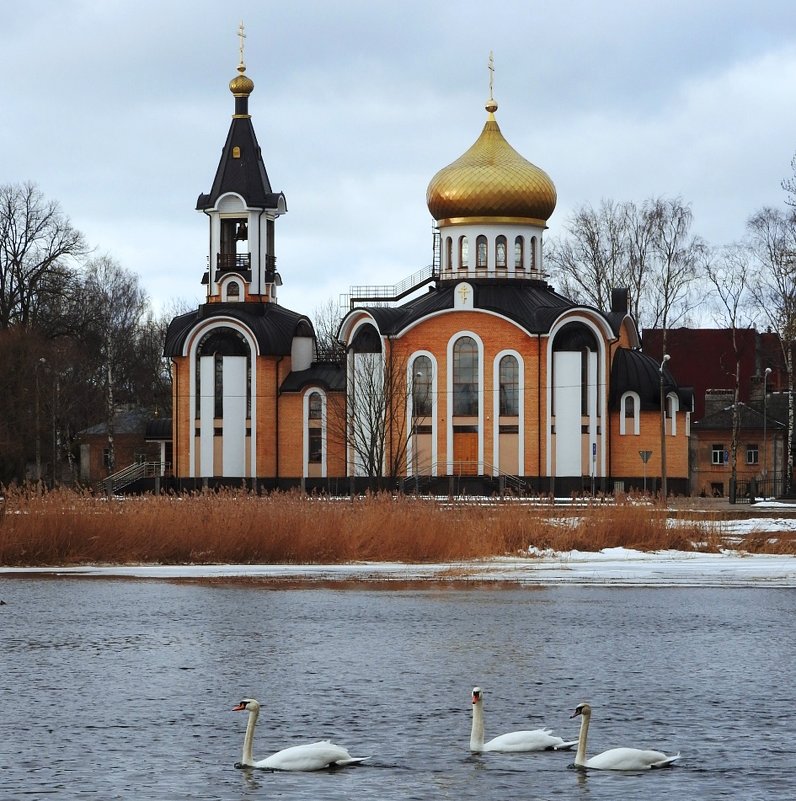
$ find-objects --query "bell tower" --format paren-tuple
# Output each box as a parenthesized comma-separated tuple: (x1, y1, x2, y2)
(196, 22, 287, 304)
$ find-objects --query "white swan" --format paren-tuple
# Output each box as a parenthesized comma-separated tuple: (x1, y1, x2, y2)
(570, 702, 680, 770)
(470, 687, 577, 752)
(232, 698, 369, 771)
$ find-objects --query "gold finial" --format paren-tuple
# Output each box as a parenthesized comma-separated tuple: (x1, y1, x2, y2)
(486, 51, 498, 115)
(237, 20, 246, 73)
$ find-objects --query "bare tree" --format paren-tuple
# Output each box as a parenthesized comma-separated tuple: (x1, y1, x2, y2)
(327, 341, 411, 486)
(783, 152, 796, 208)
(547, 196, 705, 342)
(547, 199, 628, 311)
(705, 244, 753, 488)
(646, 197, 705, 351)
(0, 182, 88, 330)
(312, 296, 345, 360)
(81, 256, 150, 474)
(747, 206, 796, 492)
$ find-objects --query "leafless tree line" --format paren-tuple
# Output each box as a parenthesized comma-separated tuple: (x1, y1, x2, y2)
(0, 182, 175, 484)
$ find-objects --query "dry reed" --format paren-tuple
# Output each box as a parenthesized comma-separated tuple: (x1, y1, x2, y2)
(0, 486, 782, 568)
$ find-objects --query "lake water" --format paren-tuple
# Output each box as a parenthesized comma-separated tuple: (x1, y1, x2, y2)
(0, 578, 793, 800)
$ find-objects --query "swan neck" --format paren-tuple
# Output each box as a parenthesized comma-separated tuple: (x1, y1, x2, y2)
(241, 706, 258, 766)
(470, 701, 485, 751)
(575, 709, 590, 767)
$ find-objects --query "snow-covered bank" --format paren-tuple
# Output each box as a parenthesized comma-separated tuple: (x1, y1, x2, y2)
(1, 547, 794, 587)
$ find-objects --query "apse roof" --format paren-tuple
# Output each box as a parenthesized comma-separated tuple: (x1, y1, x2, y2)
(163, 303, 310, 357)
(609, 347, 693, 411)
(280, 363, 346, 393)
(359, 280, 606, 337)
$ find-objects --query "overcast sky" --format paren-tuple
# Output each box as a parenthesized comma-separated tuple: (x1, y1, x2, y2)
(2, 1, 795, 319)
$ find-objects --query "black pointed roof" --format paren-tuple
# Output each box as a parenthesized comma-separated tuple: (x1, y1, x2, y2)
(609, 347, 693, 411)
(196, 70, 285, 211)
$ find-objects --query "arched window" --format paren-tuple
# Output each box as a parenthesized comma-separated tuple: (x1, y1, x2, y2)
(445, 236, 453, 271)
(530, 236, 538, 272)
(495, 235, 507, 270)
(459, 236, 469, 270)
(412, 355, 432, 418)
(667, 392, 679, 436)
(476, 235, 487, 270)
(514, 236, 524, 270)
(453, 336, 479, 416)
(305, 389, 325, 471)
(620, 392, 639, 435)
(499, 355, 519, 416)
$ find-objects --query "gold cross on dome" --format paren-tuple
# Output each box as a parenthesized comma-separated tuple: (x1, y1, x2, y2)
(488, 51, 495, 100)
(237, 21, 246, 70)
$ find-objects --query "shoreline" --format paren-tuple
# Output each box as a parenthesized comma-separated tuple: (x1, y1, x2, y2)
(2, 547, 794, 587)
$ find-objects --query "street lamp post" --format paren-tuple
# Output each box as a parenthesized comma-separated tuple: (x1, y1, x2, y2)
(659, 354, 670, 503)
(763, 367, 772, 495)
(34, 357, 46, 482)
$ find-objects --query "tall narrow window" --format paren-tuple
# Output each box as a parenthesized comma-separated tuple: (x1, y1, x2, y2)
(308, 391, 322, 420)
(459, 236, 469, 269)
(499, 355, 519, 416)
(476, 235, 487, 270)
(412, 356, 432, 417)
(445, 237, 453, 271)
(495, 235, 507, 269)
(453, 337, 479, 416)
(514, 236, 524, 270)
(530, 236, 537, 271)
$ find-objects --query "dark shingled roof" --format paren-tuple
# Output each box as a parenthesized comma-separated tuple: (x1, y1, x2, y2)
(692, 401, 787, 431)
(163, 302, 311, 357)
(196, 104, 284, 211)
(78, 409, 150, 437)
(361, 279, 591, 336)
(609, 347, 693, 411)
(280, 363, 346, 393)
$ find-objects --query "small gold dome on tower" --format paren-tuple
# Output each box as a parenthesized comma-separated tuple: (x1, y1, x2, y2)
(229, 65, 254, 97)
(426, 100, 557, 225)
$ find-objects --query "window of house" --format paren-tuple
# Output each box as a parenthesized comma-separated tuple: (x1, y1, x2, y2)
(495, 235, 507, 269)
(308, 391, 322, 420)
(308, 429, 322, 463)
(514, 236, 524, 270)
(498, 355, 519, 416)
(459, 236, 469, 269)
(747, 443, 759, 465)
(453, 337, 478, 416)
(476, 235, 487, 269)
(712, 444, 725, 465)
(412, 355, 432, 418)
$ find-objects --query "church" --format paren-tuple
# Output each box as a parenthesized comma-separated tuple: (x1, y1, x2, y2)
(163, 47, 692, 496)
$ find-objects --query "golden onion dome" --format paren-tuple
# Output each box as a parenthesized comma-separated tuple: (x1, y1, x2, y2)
(426, 100, 556, 225)
(229, 64, 254, 97)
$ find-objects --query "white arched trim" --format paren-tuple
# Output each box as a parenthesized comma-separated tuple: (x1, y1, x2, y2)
(493, 349, 525, 477)
(303, 387, 327, 478)
(545, 313, 609, 478)
(337, 309, 383, 344)
(220, 276, 245, 302)
(185, 317, 259, 479)
(406, 351, 438, 477)
(667, 392, 679, 436)
(620, 391, 640, 435)
(446, 331, 485, 474)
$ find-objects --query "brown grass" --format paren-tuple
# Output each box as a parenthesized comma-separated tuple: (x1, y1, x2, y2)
(0, 486, 784, 568)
